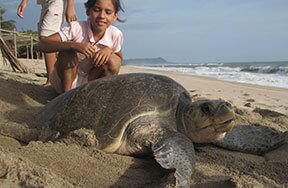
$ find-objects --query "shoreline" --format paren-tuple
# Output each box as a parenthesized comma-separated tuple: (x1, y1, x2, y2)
(122, 65, 288, 91)
(121, 65, 288, 115)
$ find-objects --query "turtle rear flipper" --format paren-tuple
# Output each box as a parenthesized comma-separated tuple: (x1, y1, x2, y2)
(152, 131, 195, 187)
(215, 125, 287, 155)
(0, 124, 39, 143)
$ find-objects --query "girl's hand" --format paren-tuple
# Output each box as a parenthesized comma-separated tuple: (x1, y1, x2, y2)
(93, 47, 113, 67)
(74, 42, 96, 58)
(17, 1, 27, 19)
(66, 6, 77, 22)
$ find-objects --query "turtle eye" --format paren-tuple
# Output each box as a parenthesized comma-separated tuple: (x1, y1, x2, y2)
(201, 102, 213, 115)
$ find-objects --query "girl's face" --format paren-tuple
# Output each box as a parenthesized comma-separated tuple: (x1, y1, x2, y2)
(88, 0, 117, 34)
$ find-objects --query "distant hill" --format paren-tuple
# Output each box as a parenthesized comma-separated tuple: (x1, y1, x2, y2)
(123, 57, 173, 65)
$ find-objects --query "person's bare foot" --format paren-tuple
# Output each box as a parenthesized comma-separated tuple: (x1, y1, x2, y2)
(43, 81, 52, 87)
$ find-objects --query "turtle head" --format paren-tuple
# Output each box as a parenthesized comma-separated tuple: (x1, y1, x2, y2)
(182, 99, 235, 143)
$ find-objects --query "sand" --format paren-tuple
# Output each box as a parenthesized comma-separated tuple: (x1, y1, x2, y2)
(0, 59, 287, 188)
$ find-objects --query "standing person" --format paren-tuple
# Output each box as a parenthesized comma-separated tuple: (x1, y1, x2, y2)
(35, 0, 124, 94)
(17, 0, 78, 87)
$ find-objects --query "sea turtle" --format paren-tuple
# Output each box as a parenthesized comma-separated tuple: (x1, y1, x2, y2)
(1, 73, 287, 187)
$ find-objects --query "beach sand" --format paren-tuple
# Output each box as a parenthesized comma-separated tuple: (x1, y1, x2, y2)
(0, 59, 287, 187)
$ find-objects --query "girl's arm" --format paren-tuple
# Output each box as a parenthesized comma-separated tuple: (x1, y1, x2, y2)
(17, 0, 28, 18)
(65, 0, 77, 22)
(35, 33, 96, 58)
(115, 51, 123, 60)
(93, 47, 123, 67)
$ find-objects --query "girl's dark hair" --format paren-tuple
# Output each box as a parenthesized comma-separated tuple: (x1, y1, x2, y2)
(84, 0, 125, 22)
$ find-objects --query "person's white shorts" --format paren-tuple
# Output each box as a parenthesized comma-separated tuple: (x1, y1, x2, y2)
(38, 0, 65, 37)
(50, 68, 89, 94)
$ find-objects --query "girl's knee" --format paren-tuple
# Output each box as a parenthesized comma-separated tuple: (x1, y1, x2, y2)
(57, 51, 79, 68)
(105, 60, 121, 74)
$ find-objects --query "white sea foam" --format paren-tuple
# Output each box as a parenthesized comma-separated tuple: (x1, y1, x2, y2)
(134, 62, 288, 89)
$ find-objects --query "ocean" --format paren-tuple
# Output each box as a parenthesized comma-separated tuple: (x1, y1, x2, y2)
(131, 61, 288, 89)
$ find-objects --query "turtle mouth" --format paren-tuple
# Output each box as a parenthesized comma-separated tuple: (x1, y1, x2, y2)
(215, 118, 235, 133)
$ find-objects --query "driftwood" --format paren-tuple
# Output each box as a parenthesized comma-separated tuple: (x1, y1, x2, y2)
(0, 35, 28, 73)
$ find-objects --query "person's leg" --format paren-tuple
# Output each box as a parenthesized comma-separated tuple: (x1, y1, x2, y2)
(88, 53, 122, 81)
(38, 0, 64, 87)
(43, 50, 57, 87)
(55, 50, 79, 92)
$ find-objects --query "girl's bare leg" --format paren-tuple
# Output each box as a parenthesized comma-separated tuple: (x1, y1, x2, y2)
(39, 36, 56, 87)
(43, 52, 57, 87)
(88, 53, 122, 81)
(56, 50, 79, 92)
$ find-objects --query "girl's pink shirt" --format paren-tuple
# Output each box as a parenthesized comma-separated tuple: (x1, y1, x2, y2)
(58, 20, 123, 53)
(58, 20, 123, 75)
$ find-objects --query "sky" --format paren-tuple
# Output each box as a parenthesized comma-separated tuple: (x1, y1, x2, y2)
(1, 0, 288, 63)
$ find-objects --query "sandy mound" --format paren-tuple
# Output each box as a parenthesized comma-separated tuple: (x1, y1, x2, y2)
(0, 60, 287, 187)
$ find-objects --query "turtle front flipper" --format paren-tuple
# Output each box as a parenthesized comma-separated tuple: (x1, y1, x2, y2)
(214, 124, 288, 155)
(152, 131, 195, 187)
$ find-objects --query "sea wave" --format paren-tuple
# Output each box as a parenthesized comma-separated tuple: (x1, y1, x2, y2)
(135, 62, 288, 89)
(240, 66, 288, 75)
